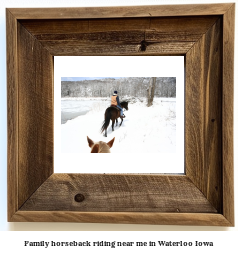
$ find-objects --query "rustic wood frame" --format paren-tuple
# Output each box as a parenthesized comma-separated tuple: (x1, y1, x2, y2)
(7, 3, 234, 226)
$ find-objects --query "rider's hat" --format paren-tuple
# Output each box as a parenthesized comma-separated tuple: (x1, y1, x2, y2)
(114, 91, 117, 94)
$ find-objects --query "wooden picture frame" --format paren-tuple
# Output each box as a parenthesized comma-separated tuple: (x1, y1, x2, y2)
(7, 3, 234, 226)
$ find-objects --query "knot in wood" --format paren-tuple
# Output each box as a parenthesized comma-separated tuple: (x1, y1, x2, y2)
(140, 40, 148, 51)
(74, 193, 85, 202)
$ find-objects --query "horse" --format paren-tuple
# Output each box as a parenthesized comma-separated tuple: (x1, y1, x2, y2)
(101, 101, 129, 137)
(87, 136, 115, 153)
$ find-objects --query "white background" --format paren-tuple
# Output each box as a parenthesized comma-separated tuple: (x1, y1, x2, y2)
(54, 56, 184, 173)
(0, 0, 237, 252)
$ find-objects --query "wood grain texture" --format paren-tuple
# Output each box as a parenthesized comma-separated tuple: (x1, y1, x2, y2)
(20, 174, 217, 213)
(11, 211, 232, 226)
(17, 23, 54, 208)
(38, 41, 193, 56)
(186, 18, 222, 212)
(222, 4, 235, 226)
(19, 17, 218, 56)
(8, 4, 233, 19)
(7, 9, 18, 221)
(20, 17, 218, 34)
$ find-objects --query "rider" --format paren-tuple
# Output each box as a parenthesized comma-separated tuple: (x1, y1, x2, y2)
(111, 91, 125, 118)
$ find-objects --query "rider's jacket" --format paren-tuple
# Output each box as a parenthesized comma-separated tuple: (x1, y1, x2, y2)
(111, 95, 118, 106)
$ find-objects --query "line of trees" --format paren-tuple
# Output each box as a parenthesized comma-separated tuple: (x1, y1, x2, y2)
(61, 77, 176, 99)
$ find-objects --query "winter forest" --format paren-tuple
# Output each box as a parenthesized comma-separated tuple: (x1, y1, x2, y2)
(61, 77, 177, 154)
(61, 77, 176, 99)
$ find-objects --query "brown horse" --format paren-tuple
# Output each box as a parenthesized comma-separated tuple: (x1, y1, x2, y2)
(87, 136, 115, 153)
(101, 101, 129, 137)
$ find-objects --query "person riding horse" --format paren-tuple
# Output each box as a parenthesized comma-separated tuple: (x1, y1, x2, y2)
(111, 91, 125, 118)
(101, 95, 129, 137)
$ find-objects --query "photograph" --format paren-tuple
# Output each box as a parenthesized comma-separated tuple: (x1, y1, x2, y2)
(54, 56, 184, 174)
(61, 77, 176, 154)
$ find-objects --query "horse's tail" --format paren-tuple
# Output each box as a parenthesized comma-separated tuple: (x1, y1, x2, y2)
(101, 109, 111, 133)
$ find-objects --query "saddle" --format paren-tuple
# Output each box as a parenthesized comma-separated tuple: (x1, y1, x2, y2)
(110, 105, 120, 111)
(110, 105, 126, 118)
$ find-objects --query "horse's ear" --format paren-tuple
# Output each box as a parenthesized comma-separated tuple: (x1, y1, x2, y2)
(107, 137, 115, 148)
(91, 144, 99, 153)
(87, 136, 94, 147)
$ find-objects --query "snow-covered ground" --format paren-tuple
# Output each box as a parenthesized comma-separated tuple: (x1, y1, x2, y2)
(61, 97, 176, 153)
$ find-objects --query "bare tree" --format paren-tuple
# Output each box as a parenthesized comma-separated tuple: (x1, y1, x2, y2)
(147, 77, 156, 107)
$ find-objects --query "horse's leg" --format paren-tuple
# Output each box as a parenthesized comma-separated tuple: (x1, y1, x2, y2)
(112, 119, 115, 131)
(118, 111, 123, 127)
(102, 108, 111, 137)
(116, 118, 118, 126)
(119, 117, 123, 127)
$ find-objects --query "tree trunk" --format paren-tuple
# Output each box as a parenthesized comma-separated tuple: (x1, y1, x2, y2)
(147, 77, 156, 107)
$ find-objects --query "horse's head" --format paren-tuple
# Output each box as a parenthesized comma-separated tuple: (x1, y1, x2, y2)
(87, 136, 115, 153)
(121, 101, 129, 111)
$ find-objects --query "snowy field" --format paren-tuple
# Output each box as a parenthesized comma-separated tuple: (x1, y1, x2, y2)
(61, 97, 176, 153)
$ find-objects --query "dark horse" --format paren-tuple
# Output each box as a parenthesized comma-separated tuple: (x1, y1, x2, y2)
(101, 101, 129, 137)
